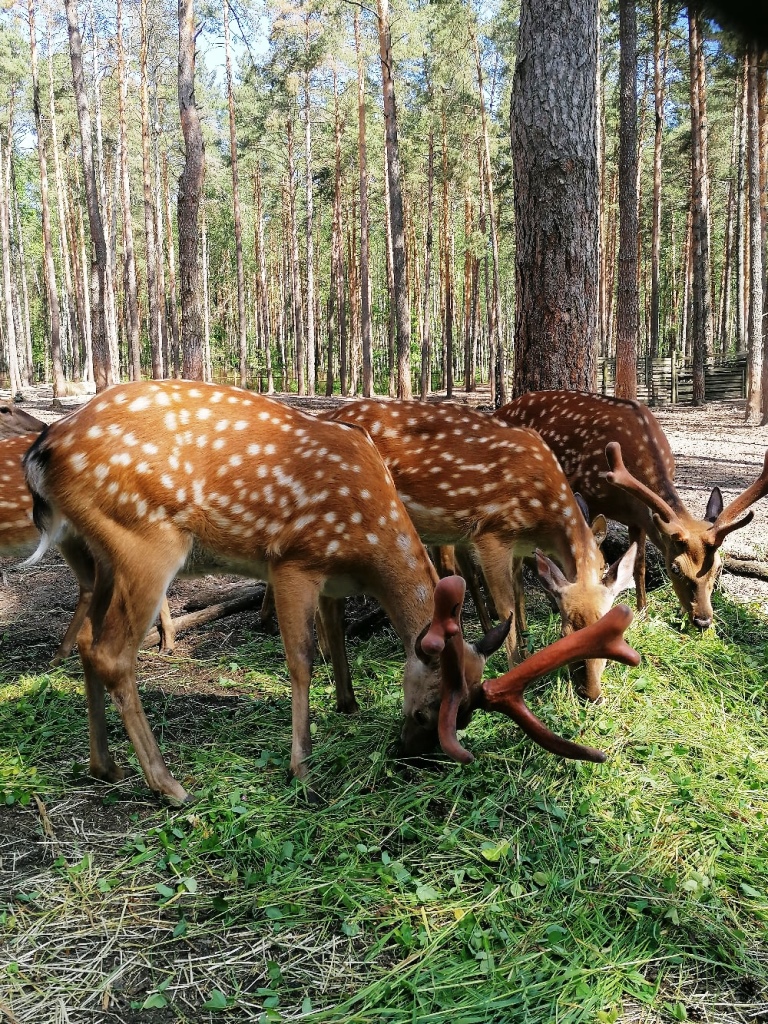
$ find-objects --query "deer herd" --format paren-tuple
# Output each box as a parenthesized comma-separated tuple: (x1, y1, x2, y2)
(2, 382, 767, 804)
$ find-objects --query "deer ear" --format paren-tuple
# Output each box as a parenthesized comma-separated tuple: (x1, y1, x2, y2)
(704, 486, 723, 523)
(574, 492, 590, 523)
(603, 542, 637, 597)
(535, 549, 569, 597)
(591, 514, 608, 547)
(473, 615, 512, 657)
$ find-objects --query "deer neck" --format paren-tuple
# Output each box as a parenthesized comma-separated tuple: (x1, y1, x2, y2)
(373, 553, 441, 650)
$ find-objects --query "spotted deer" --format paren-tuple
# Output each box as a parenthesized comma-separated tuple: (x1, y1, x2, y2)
(323, 399, 636, 701)
(495, 391, 768, 627)
(1, 428, 174, 665)
(0, 404, 46, 439)
(21, 380, 633, 803)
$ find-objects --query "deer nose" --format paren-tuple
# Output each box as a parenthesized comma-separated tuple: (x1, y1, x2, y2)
(692, 615, 712, 630)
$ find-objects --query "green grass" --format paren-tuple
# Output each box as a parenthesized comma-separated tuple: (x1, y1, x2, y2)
(1, 586, 767, 1022)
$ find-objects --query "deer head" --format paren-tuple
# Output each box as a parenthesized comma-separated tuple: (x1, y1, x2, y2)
(0, 404, 46, 440)
(409, 576, 640, 763)
(605, 442, 768, 628)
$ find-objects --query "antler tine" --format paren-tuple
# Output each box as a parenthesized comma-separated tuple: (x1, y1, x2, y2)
(421, 576, 477, 764)
(479, 605, 640, 763)
(604, 442, 681, 527)
(710, 449, 768, 546)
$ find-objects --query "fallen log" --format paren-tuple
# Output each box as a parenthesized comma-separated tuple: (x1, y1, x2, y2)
(722, 555, 768, 582)
(142, 585, 264, 650)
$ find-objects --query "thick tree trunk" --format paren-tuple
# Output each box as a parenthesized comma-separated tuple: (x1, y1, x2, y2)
(201, 203, 212, 381)
(27, 0, 65, 398)
(735, 57, 748, 354)
(355, 10, 373, 398)
(162, 155, 180, 378)
(688, 8, 712, 406)
(11, 185, 33, 384)
(383, 132, 396, 396)
(614, 0, 639, 399)
(511, 0, 599, 395)
(745, 43, 763, 422)
(253, 165, 273, 393)
(64, 0, 112, 392)
(377, 0, 411, 399)
(224, 0, 247, 388)
(178, 0, 205, 380)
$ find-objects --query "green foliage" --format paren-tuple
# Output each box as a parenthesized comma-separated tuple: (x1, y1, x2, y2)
(1, 586, 767, 1020)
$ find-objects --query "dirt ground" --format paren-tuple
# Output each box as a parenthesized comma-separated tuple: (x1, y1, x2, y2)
(2, 386, 768, 674)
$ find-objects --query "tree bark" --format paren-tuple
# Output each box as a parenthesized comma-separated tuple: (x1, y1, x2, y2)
(162, 154, 180, 378)
(224, 0, 247, 388)
(27, 0, 65, 398)
(377, 0, 411, 399)
(355, 9, 373, 398)
(745, 43, 763, 422)
(687, 8, 712, 406)
(511, 0, 599, 395)
(0, 132, 22, 396)
(286, 118, 304, 393)
(140, 0, 162, 378)
(304, 66, 316, 397)
(649, 0, 666, 362)
(420, 122, 434, 400)
(614, 0, 639, 399)
(178, 0, 205, 380)
(441, 102, 454, 398)
(64, 0, 112, 392)
(116, 0, 141, 381)
(253, 164, 273, 393)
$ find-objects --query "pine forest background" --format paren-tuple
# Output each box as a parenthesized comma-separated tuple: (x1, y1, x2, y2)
(0, 0, 763, 409)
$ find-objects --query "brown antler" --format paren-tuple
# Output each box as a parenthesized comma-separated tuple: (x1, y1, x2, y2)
(604, 442, 685, 537)
(708, 449, 768, 548)
(478, 604, 640, 763)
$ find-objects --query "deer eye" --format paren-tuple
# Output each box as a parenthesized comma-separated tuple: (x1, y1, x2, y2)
(670, 562, 683, 577)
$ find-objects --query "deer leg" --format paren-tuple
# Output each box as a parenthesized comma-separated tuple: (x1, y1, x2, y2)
(630, 526, 647, 610)
(260, 582, 277, 630)
(455, 547, 494, 633)
(157, 598, 175, 653)
(270, 566, 321, 781)
(80, 544, 191, 804)
(430, 545, 456, 577)
(511, 557, 529, 655)
(318, 595, 358, 714)
(473, 534, 520, 668)
(52, 534, 96, 666)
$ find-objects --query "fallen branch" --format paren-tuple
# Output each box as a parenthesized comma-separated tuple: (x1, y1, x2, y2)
(142, 585, 264, 649)
(722, 554, 768, 582)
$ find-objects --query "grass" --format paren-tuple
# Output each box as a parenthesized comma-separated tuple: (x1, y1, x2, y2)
(0, 585, 767, 1023)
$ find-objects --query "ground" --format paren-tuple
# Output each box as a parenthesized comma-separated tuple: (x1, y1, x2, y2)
(1, 388, 767, 1024)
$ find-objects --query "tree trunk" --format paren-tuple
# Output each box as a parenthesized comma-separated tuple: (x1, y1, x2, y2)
(201, 203, 212, 381)
(140, 0, 162, 378)
(383, 130, 396, 396)
(224, 0, 247, 388)
(421, 122, 434, 400)
(441, 103, 453, 398)
(286, 118, 304, 393)
(253, 164, 273, 393)
(649, 0, 666, 362)
(473, 31, 505, 405)
(0, 132, 22, 396)
(688, 8, 712, 406)
(614, 0, 639, 399)
(64, 0, 112, 392)
(511, 0, 599, 395)
(735, 56, 748, 354)
(355, 10, 373, 398)
(304, 67, 316, 396)
(327, 70, 343, 398)
(745, 43, 763, 421)
(27, 0, 65, 398)
(178, 0, 205, 380)
(11, 184, 33, 384)
(377, 0, 411, 399)
(115, 0, 141, 381)
(162, 155, 180, 378)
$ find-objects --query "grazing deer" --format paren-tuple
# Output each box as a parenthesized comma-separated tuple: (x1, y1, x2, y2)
(24, 380, 571, 803)
(0, 404, 46, 439)
(1, 430, 173, 664)
(323, 399, 636, 701)
(495, 391, 768, 626)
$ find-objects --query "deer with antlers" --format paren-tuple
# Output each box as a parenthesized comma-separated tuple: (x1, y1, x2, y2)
(495, 391, 768, 627)
(21, 380, 640, 802)
(1, 410, 173, 664)
(323, 399, 636, 701)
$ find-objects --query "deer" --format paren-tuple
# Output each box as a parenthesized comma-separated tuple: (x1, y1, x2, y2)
(1, 429, 174, 665)
(322, 399, 637, 702)
(0, 404, 46, 439)
(494, 390, 768, 627)
(21, 380, 639, 803)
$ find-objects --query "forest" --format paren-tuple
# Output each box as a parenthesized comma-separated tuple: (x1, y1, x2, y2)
(0, 0, 764, 416)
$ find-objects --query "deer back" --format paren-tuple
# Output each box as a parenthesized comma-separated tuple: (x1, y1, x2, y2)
(0, 433, 40, 554)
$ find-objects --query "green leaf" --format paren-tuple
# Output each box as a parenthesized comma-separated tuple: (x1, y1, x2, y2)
(480, 840, 511, 863)
(155, 883, 175, 901)
(142, 992, 169, 1009)
(182, 876, 198, 894)
(202, 989, 228, 1010)
(415, 884, 439, 902)
(740, 883, 762, 898)
(301, 996, 313, 1014)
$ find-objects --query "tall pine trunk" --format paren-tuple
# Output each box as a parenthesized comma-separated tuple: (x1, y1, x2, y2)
(688, 8, 712, 406)
(224, 0, 247, 388)
(355, 10, 373, 398)
(178, 0, 205, 380)
(64, 0, 112, 391)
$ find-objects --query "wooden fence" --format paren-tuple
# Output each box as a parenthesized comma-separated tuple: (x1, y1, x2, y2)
(598, 355, 747, 406)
